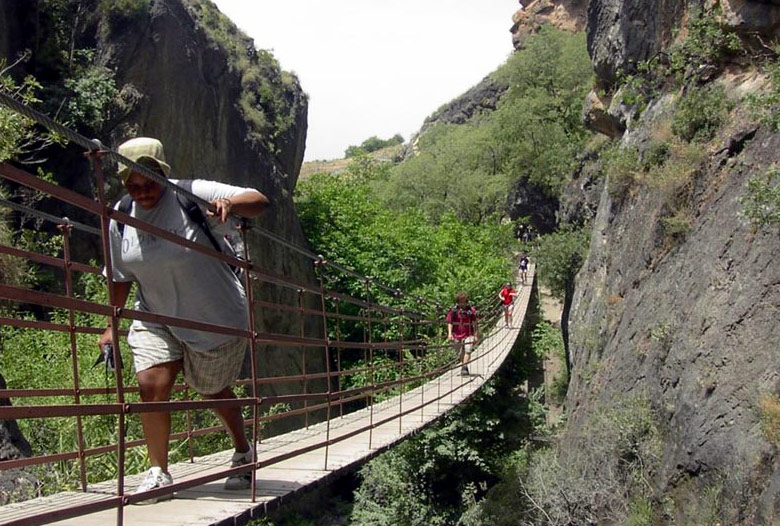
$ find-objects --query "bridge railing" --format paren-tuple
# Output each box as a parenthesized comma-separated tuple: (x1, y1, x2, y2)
(0, 101, 516, 525)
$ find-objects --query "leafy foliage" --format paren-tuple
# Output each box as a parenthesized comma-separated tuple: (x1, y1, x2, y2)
(376, 28, 592, 224)
(345, 134, 404, 158)
(746, 45, 780, 131)
(532, 227, 589, 300)
(61, 61, 119, 131)
(463, 396, 662, 526)
(352, 345, 536, 526)
(672, 84, 728, 142)
(295, 156, 516, 310)
(667, 7, 742, 82)
(740, 167, 780, 226)
(0, 61, 63, 163)
(97, 0, 151, 27)
(186, 0, 305, 153)
(532, 321, 568, 403)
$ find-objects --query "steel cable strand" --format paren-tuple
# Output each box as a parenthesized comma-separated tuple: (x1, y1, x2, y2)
(0, 92, 440, 311)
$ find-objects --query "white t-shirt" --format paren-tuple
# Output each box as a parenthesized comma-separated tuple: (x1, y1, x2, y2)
(107, 179, 260, 351)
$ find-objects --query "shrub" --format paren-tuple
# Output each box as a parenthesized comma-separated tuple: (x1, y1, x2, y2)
(668, 7, 742, 83)
(672, 84, 728, 142)
(62, 63, 119, 130)
(741, 167, 780, 226)
(661, 212, 692, 239)
(532, 227, 589, 301)
(602, 143, 642, 199)
(531, 322, 567, 404)
(0, 61, 63, 163)
(467, 396, 660, 526)
(759, 393, 780, 448)
(746, 47, 780, 131)
(98, 0, 150, 26)
(345, 134, 404, 158)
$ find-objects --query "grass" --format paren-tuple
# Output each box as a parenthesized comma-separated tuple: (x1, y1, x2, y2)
(299, 145, 403, 180)
(759, 393, 780, 448)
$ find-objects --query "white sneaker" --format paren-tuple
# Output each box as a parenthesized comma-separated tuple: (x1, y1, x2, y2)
(224, 446, 253, 490)
(133, 467, 173, 504)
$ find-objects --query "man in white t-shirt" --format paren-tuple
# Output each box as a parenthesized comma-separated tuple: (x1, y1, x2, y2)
(99, 137, 268, 502)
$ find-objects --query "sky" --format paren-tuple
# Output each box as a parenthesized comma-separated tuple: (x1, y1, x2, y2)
(211, 0, 519, 161)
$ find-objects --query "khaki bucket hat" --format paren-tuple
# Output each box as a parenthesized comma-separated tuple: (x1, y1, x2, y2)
(117, 137, 171, 182)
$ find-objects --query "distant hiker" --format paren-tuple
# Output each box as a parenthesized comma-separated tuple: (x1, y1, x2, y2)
(519, 255, 530, 284)
(498, 282, 519, 327)
(446, 292, 479, 376)
(98, 137, 269, 502)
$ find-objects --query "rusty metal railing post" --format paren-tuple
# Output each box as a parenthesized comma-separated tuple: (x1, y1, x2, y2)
(314, 256, 332, 470)
(436, 305, 442, 415)
(185, 385, 194, 463)
(238, 221, 260, 503)
(298, 288, 309, 428)
(365, 278, 375, 449)
(88, 149, 126, 526)
(59, 222, 88, 492)
(335, 298, 343, 418)
(417, 301, 424, 424)
(397, 292, 404, 436)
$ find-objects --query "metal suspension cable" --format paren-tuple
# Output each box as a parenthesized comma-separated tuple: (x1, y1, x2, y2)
(0, 197, 101, 236)
(0, 92, 439, 310)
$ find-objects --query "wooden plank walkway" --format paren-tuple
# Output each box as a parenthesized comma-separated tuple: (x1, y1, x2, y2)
(0, 268, 535, 526)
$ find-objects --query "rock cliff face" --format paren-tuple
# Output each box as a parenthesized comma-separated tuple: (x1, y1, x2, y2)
(511, 0, 587, 49)
(566, 125, 780, 519)
(402, 75, 508, 159)
(564, 1, 780, 521)
(1, 0, 323, 437)
(587, 0, 780, 89)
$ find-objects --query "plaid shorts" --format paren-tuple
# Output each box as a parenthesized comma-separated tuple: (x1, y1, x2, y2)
(452, 336, 476, 358)
(127, 323, 247, 395)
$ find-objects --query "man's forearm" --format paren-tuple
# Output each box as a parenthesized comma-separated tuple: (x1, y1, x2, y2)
(110, 281, 132, 310)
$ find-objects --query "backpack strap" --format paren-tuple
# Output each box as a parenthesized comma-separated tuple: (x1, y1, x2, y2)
(115, 190, 240, 277)
(116, 194, 133, 237)
(176, 194, 241, 277)
(175, 193, 223, 256)
(115, 192, 222, 255)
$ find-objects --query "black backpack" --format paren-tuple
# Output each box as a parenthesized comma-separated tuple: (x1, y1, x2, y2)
(449, 305, 476, 322)
(116, 193, 242, 278)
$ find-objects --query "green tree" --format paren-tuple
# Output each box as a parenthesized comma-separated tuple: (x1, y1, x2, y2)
(295, 157, 515, 310)
(345, 134, 406, 158)
(376, 28, 593, 225)
(533, 227, 589, 300)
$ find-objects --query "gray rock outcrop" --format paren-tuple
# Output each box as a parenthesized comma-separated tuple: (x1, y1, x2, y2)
(587, 0, 780, 89)
(565, 114, 780, 522)
(565, 2, 780, 520)
(511, 0, 587, 49)
(402, 75, 508, 159)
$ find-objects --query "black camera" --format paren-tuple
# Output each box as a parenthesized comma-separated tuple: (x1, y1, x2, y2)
(94, 343, 123, 373)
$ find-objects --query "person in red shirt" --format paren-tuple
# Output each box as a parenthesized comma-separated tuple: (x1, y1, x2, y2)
(498, 282, 519, 327)
(446, 292, 479, 376)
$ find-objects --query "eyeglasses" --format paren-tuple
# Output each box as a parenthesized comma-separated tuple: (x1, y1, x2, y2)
(125, 179, 159, 194)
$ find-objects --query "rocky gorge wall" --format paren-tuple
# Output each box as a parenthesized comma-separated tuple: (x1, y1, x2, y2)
(0, 0, 324, 436)
(561, 0, 780, 521)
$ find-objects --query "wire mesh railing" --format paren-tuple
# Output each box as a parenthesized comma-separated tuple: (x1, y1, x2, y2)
(0, 96, 523, 525)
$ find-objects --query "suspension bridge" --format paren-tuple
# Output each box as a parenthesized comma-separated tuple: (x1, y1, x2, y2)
(0, 94, 536, 526)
